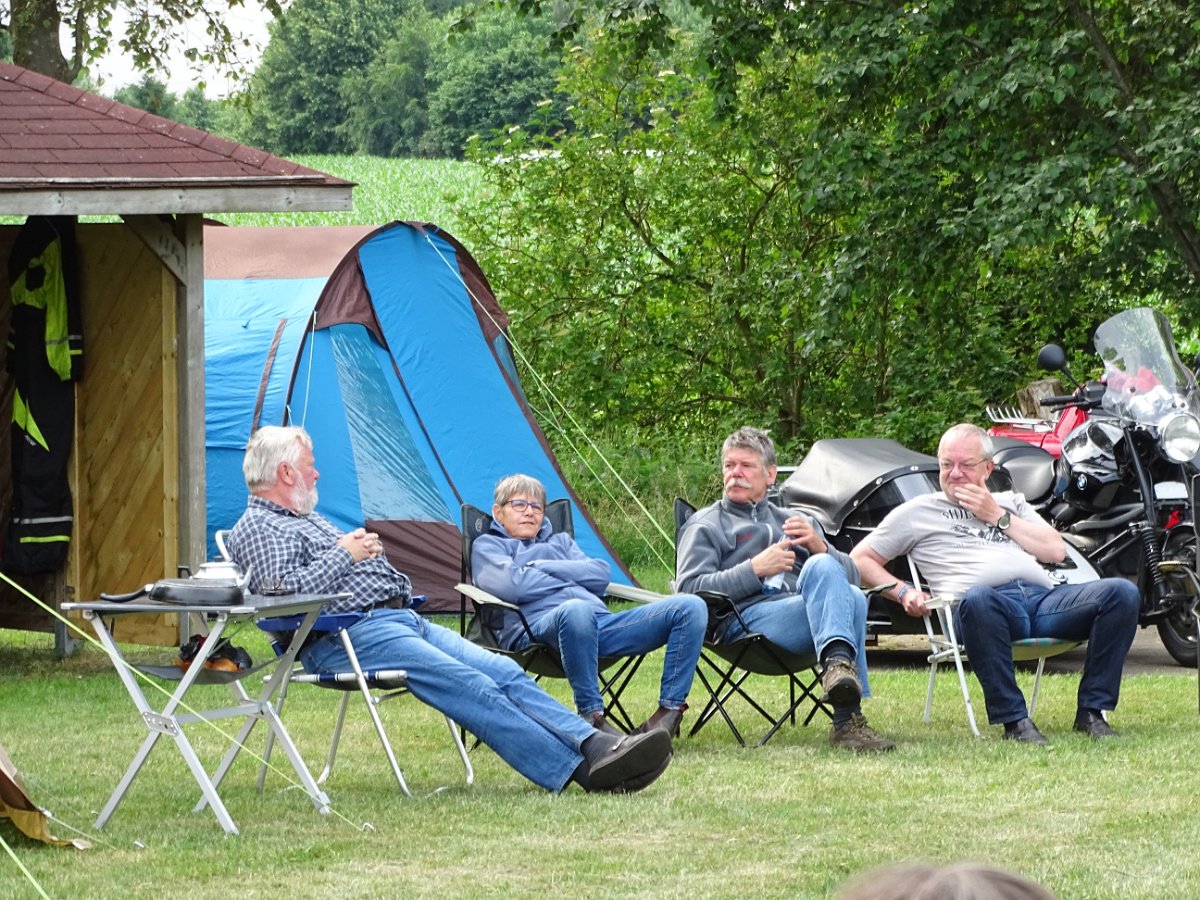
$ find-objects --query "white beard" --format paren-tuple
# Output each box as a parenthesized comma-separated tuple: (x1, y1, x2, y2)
(291, 481, 319, 516)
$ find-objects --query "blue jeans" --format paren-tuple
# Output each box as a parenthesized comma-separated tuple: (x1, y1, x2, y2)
(718, 553, 872, 698)
(517, 594, 708, 716)
(957, 578, 1140, 725)
(300, 608, 594, 791)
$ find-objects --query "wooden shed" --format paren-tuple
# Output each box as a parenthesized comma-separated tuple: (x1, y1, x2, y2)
(0, 62, 354, 649)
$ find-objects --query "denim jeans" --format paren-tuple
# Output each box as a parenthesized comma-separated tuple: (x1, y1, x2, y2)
(718, 553, 872, 697)
(956, 578, 1140, 725)
(300, 608, 594, 791)
(517, 594, 708, 716)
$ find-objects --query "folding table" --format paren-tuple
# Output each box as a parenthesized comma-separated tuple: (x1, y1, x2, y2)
(63, 592, 349, 835)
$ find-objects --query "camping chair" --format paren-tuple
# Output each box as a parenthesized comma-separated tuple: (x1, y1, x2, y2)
(911, 558, 1083, 737)
(213, 532, 474, 796)
(456, 501, 659, 733)
(673, 498, 833, 748)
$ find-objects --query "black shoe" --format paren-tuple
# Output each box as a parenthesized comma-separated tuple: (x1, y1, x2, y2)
(1073, 709, 1118, 739)
(585, 730, 673, 792)
(1002, 717, 1048, 745)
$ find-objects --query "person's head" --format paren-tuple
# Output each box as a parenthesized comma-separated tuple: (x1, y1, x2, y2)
(836, 861, 1057, 900)
(721, 426, 778, 504)
(243, 425, 319, 515)
(937, 423, 995, 504)
(492, 474, 547, 540)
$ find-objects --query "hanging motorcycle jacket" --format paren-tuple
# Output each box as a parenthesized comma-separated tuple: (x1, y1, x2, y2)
(4, 215, 82, 574)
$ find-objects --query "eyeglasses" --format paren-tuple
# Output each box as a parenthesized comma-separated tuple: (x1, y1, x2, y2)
(938, 458, 989, 472)
(504, 499, 545, 513)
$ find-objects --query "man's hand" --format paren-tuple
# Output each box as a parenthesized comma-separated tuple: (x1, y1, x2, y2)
(782, 515, 827, 555)
(337, 527, 384, 562)
(751, 539, 796, 578)
(951, 484, 1003, 526)
(898, 585, 930, 617)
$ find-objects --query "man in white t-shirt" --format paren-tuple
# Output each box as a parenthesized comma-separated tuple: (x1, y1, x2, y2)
(851, 423, 1139, 744)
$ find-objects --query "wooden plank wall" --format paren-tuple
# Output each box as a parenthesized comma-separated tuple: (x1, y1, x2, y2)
(0, 222, 181, 646)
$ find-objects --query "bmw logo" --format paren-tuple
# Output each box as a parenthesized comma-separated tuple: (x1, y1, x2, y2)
(1076, 473, 1089, 490)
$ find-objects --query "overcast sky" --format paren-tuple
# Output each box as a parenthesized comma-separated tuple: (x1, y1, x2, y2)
(86, 6, 272, 98)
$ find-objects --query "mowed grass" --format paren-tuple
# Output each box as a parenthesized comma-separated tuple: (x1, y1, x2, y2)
(3, 621, 1200, 899)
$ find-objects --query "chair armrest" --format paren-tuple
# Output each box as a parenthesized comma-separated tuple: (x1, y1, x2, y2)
(604, 583, 662, 604)
(455, 583, 520, 613)
(864, 582, 897, 602)
(455, 583, 536, 643)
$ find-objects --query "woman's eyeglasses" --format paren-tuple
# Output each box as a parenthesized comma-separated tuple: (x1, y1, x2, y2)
(505, 499, 545, 513)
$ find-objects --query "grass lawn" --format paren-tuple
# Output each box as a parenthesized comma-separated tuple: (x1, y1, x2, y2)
(2, 622, 1199, 899)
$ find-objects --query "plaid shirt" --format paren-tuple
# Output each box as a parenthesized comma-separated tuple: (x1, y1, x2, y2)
(227, 496, 411, 614)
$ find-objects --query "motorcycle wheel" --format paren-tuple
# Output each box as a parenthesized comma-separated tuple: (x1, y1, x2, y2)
(1156, 530, 1199, 667)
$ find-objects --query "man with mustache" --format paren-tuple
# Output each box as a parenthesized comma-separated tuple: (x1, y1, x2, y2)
(675, 426, 894, 751)
(226, 425, 674, 793)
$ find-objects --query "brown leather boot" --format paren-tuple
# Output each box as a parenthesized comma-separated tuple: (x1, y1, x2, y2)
(635, 703, 687, 738)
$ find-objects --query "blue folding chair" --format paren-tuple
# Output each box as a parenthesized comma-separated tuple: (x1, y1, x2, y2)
(214, 531, 473, 795)
(255, 613, 474, 796)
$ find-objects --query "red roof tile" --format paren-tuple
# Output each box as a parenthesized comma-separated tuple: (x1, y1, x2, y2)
(0, 61, 352, 210)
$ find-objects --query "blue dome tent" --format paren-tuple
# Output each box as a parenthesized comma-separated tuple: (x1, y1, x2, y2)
(203, 222, 634, 611)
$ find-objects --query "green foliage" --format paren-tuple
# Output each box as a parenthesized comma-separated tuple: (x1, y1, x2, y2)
(422, 6, 563, 159)
(114, 75, 179, 119)
(245, 0, 417, 153)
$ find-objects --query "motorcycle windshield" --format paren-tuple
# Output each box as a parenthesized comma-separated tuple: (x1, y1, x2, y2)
(1093, 307, 1200, 424)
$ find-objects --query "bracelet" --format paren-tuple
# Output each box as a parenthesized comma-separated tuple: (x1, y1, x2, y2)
(897, 584, 912, 602)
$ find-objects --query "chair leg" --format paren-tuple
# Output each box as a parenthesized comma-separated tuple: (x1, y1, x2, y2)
(1028, 656, 1047, 717)
(937, 608, 981, 737)
(443, 715, 475, 786)
(340, 629, 412, 797)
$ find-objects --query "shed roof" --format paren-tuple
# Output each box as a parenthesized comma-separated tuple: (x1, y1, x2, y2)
(0, 62, 353, 216)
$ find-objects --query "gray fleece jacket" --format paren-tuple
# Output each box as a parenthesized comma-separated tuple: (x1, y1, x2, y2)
(675, 496, 859, 612)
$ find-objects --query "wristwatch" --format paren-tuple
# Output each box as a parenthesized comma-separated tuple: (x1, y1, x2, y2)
(996, 512, 1012, 531)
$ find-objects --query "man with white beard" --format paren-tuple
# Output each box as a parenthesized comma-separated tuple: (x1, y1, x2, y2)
(226, 425, 674, 794)
(675, 426, 894, 751)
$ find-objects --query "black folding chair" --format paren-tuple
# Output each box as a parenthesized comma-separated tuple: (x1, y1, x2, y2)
(456, 500, 654, 732)
(674, 498, 833, 747)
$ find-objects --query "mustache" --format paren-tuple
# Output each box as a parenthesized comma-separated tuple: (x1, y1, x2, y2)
(724, 476, 753, 490)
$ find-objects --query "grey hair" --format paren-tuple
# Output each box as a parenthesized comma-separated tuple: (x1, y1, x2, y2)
(493, 473, 547, 506)
(243, 426, 312, 492)
(939, 423, 995, 460)
(722, 426, 777, 469)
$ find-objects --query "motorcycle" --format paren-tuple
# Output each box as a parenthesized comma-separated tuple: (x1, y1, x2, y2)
(993, 306, 1200, 666)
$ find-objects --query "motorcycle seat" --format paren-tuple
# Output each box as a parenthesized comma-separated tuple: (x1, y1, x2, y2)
(992, 438, 1056, 502)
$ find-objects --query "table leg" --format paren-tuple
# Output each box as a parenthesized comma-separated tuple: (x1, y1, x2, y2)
(196, 608, 331, 816)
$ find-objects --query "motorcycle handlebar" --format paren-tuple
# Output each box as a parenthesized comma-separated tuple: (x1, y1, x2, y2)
(1039, 394, 1085, 409)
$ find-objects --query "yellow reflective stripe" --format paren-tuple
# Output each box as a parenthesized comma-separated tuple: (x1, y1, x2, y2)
(19, 535, 71, 544)
(11, 389, 50, 452)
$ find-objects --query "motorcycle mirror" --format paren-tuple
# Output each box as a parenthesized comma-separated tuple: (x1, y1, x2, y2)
(1037, 343, 1066, 371)
(1037, 343, 1082, 389)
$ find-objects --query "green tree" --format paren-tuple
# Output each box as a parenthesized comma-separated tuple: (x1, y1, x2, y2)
(338, 6, 441, 156)
(422, 6, 562, 158)
(114, 75, 178, 119)
(463, 16, 1151, 454)
(3, 0, 282, 85)
(245, 0, 414, 153)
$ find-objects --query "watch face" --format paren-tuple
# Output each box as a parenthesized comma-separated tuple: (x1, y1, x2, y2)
(997, 513, 1011, 530)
